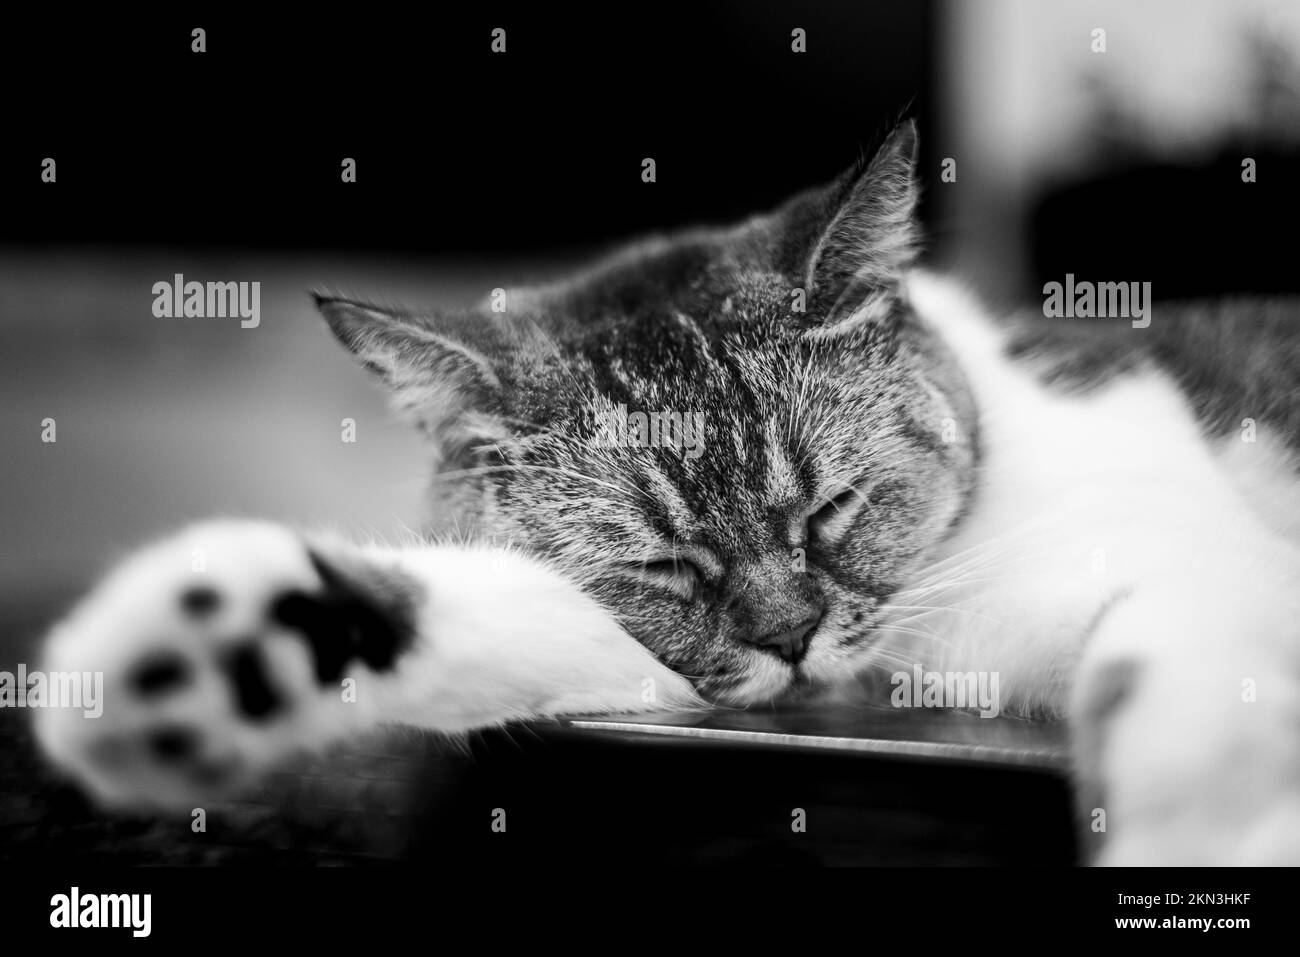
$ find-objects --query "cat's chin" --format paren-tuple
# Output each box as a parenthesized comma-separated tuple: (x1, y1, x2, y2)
(705, 662, 801, 707)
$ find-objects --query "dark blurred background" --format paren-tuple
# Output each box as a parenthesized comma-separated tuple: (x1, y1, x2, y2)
(1, 4, 936, 251)
(2, 0, 1297, 864)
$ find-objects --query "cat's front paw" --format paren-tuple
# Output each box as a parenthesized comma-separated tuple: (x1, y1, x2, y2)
(1073, 636, 1300, 866)
(34, 521, 423, 809)
(1095, 799, 1300, 867)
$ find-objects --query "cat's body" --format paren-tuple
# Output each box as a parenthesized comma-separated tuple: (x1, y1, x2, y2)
(35, 123, 1300, 864)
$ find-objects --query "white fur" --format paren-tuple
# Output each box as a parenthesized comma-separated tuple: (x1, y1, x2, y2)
(868, 272, 1300, 863)
(856, 273, 1300, 707)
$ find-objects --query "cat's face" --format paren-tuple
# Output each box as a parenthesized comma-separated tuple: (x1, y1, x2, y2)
(319, 122, 978, 704)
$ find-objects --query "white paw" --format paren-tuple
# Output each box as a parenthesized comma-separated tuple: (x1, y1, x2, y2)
(1075, 648, 1300, 866)
(34, 521, 422, 810)
(1096, 800, 1300, 866)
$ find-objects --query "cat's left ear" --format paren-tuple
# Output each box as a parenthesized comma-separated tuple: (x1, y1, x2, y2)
(313, 295, 506, 458)
(804, 120, 920, 318)
(314, 295, 499, 398)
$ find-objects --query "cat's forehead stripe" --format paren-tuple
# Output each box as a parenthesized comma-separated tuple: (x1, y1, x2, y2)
(762, 416, 802, 507)
(638, 461, 697, 538)
(731, 427, 748, 466)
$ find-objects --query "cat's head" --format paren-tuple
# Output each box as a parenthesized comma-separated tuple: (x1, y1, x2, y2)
(316, 121, 977, 704)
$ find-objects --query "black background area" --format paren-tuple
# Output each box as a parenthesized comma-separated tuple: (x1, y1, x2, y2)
(1, 4, 936, 252)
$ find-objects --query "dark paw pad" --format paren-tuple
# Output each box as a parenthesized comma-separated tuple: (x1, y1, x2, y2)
(180, 585, 221, 618)
(148, 727, 199, 762)
(129, 652, 191, 697)
(268, 547, 420, 685)
(221, 642, 286, 721)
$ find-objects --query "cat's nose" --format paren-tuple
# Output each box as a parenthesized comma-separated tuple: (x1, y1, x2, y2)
(746, 613, 822, 665)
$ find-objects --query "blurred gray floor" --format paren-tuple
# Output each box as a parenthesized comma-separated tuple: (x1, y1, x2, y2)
(0, 247, 595, 596)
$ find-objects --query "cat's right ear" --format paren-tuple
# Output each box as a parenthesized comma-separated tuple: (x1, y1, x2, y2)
(313, 294, 502, 428)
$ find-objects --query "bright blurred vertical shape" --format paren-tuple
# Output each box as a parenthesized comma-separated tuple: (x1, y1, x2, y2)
(937, 0, 1300, 298)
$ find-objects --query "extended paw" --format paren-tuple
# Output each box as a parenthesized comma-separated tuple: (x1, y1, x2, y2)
(34, 521, 423, 809)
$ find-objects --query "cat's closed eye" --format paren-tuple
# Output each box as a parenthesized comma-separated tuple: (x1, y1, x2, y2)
(805, 485, 866, 543)
(633, 557, 704, 598)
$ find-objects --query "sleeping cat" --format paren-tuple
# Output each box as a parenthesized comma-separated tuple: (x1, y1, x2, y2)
(35, 121, 1300, 865)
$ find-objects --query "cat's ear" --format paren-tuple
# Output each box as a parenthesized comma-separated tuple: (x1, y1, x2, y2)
(314, 295, 505, 454)
(804, 120, 920, 319)
(315, 294, 499, 396)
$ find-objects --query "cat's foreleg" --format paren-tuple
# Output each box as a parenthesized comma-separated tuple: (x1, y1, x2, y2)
(35, 520, 698, 809)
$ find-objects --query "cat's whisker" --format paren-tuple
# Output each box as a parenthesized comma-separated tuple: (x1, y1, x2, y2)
(911, 523, 1059, 575)
(870, 622, 959, 648)
(860, 646, 927, 672)
(892, 571, 1041, 603)
(882, 603, 1008, 628)
(896, 537, 1066, 592)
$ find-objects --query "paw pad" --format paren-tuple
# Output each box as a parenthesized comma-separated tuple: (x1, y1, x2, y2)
(267, 547, 419, 684)
(179, 585, 221, 617)
(129, 652, 191, 697)
(221, 642, 285, 721)
(38, 525, 425, 808)
(148, 727, 199, 762)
